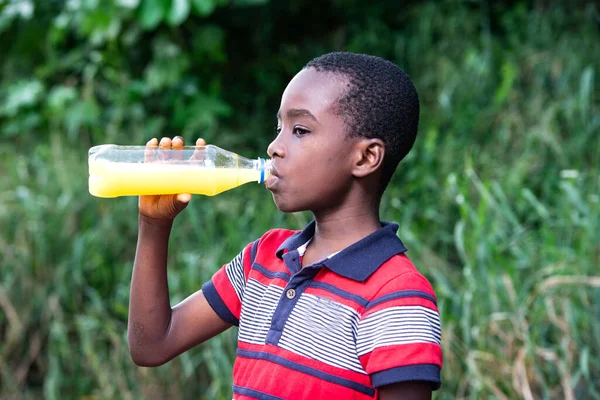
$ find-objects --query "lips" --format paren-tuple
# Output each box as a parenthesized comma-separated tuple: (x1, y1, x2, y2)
(265, 163, 280, 191)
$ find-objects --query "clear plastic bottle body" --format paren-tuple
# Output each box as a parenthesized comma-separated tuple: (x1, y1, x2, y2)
(88, 144, 271, 198)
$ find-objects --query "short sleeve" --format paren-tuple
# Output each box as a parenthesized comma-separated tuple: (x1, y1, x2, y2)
(202, 240, 258, 326)
(356, 273, 443, 390)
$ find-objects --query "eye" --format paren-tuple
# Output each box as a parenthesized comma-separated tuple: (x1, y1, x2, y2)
(292, 126, 310, 136)
(274, 126, 282, 135)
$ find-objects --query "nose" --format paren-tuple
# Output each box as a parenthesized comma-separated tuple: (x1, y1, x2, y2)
(267, 132, 285, 159)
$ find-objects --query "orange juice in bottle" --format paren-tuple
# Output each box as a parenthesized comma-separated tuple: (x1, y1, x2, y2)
(88, 144, 271, 198)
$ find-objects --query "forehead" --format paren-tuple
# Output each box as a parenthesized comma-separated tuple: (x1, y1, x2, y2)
(278, 68, 348, 118)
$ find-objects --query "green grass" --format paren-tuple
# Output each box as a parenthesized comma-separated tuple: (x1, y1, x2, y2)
(1, 2, 599, 399)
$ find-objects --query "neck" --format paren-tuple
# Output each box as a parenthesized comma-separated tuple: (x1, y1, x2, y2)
(310, 201, 381, 252)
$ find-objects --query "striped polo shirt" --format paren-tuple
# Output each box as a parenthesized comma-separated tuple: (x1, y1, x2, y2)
(202, 221, 442, 399)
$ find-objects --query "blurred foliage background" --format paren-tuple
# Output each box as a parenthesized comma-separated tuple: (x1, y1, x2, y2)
(1, 0, 599, 398)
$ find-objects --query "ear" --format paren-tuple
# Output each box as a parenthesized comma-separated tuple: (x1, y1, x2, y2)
(352, 138, 385, 178)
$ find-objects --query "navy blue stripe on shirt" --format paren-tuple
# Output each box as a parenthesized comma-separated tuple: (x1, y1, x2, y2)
(308, 281, 369, 307)
(250, 239, 260, 265)
(236, 349, 375, 397)
(252, 263, 292, 281)
(365, 290, 437, 310)
(233, 385, 285, 400)
(201, 280, 239, 326)
(371, 364, 441, 390)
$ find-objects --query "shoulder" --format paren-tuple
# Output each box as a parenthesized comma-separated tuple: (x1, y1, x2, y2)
(358, 254, 439, 327)
(366, 254, 437, 303)
(257, 227, 298, 245)
(252, 227, 298, 252)
(357, 255, 443, 391)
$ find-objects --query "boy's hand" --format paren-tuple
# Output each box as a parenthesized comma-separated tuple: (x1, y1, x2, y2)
(138, 136, 206, 222)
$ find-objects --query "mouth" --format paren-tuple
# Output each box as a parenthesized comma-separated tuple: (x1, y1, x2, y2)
(265, 163, 280, 191)
(265, 175, 278, 191)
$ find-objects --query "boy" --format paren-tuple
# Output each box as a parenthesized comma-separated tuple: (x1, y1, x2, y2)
(128, 52, 442, 399)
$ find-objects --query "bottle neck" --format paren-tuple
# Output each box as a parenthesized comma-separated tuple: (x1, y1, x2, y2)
(254, 158, 272, 184)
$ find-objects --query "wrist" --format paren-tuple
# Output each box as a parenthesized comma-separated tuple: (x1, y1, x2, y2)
(138, 213, 175, 229)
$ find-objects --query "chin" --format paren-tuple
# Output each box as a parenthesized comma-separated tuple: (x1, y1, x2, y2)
(272, 194, 305, 214)
(273, 201, 299, 214)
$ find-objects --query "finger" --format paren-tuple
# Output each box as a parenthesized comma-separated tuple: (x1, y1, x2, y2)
(159, 137, 172, 148)
(145, 138, 158, 163)
(191, 138, 207, 162)
(172, 136, 185, 161)
(173, 136, 185, 148)
(159, 137, 172, 162)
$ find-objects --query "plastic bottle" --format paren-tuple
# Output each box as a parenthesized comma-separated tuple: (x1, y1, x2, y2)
(88, 144, 272, 198)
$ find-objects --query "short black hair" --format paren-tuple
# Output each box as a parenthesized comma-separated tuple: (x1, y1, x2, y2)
(304, 52, 419, 195)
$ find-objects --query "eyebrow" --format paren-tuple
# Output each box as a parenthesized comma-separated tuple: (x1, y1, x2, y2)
(276, 108, 319, 123)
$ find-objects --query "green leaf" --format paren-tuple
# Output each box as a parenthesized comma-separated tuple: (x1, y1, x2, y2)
(64, 100, 100, 137)
(580, 347, 590, 378)
(167, 0, 191, 25)
(117, 0, 141, 8)
(46, 86, 77, 111)
(192, 0, 216, 16)
(494, 61, 517, 105)
(0, 80, 45, 117)
(138, 0, 166, 29)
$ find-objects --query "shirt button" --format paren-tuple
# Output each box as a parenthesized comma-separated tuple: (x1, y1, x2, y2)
(286, 289, 296, 299)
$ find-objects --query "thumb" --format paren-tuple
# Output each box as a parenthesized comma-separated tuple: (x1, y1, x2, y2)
(169, 193, 191, 216)
(176, 193, 192, 204)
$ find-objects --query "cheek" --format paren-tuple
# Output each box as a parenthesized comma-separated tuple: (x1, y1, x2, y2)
(295, 149, 349, 190)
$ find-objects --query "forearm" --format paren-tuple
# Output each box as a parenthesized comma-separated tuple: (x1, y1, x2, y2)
(128, 214, 174, 364)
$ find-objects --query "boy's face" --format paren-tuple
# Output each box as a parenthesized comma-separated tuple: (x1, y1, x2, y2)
(267, 68, 360, 213)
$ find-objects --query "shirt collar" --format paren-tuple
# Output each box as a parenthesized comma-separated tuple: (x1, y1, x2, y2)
(275, 220, 407, 282)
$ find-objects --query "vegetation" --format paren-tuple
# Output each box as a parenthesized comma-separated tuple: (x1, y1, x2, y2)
(1, 0, 598, 398)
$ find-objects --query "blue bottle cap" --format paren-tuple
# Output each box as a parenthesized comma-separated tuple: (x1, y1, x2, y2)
(258, 158, 265, 184)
